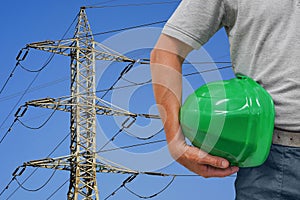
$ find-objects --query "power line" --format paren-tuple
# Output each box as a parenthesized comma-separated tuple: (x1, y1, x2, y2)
(97, 117, 136, 153)
(1, 131, 70, 199)
(0, 48, 29, 96)
(45, 178, 70, 200)
(104, 174, 176, 200)
(98, 59, 231, 100)
(138, 58, 231, 65)
(183, 65, 232, 77)
(98, 139, 166, 153)
(18, 54, 55, 73)
(91, 20, 167, 37)
(96, 80, 152, 94)
(0, 118, 18, 144)
(95, 65, 233, 95)
(124, 176, 176, 199)
(0, 63, 18, 95)
(123, 128, 164, 140)
(100, 62, 134, 99)
(0, 178, 15, 197)
(85, 1, 180, 9)
(14, 169, 57, 192)
(0, 13, 78, 145)
(97, 128, 125, 153)
(183, 61, 231, 65)
(0, 51, 55, 136)
(0, 72, 39, 143)
(0, 11, 77, 96)
(0, 76, 68, 103)
(0, 112, 59, 132)
(17, 104, 58, 130)
(87, 0, 119, 6)
(104, 175, 137, 200)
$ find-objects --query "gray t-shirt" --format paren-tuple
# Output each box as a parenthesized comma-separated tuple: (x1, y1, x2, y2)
(162, 0, 300, 132)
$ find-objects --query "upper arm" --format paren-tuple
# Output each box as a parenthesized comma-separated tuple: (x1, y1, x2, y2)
(152, 33, 193, 61)
(162, 0, 226, 49)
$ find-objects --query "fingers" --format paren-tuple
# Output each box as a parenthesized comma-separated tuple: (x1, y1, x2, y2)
(198, 165, 239, 178)
(175, 144, 240, 178)
(189, 146, 230, 169)
(199, 152, 230, 169)
(184, 146, 240, 177)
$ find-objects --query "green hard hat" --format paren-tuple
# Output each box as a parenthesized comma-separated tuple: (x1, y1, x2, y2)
(180, 74, 275, 167)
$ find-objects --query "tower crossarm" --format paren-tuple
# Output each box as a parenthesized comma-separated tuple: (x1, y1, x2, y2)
(26, 39, 135, 62)
(26, 39, 75, 56)
(23, 155, 73, 171)
(25, 97, 160, 119)
(23, 155, 139, 175)
(25, 97, 72, 112)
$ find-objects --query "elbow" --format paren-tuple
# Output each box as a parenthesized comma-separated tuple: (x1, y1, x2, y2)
(150, 48, 159, 67)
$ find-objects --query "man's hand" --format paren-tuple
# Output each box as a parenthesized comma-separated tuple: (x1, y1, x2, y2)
(171, 140, 239, 178)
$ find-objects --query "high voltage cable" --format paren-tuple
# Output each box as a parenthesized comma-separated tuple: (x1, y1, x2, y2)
(183, 65, 232, 77)
(17, 107, 58, 130)
(45, 178, 70, 200)
(87, 0, 118, 7)
(0, 73, 39, 144)
(90, 20, 167, 37)
(0, 76, 68, 103)
(96, 117, 164, 153)
(0, 62, 43, 131)
(95, 65, 232, 94)
(0, 112, 60, 131)
(0, 48, 29, 96)
(104, 175, 176, 200)
(42, 19, 167, 41)
(96, 80, 152, 93)
(124, 176, 176, 199)
(16, 12, 79, 73)
(98, 61, 231, 99)
(85, 1, 180, 9)
(0, 13, 78, 145)
(0, 62, 230, 102)
(97, 128, 125, 153)
(0, 72, 59, 144)
(104, 175, 136, 200)
(97, 117, 137, 153)
(100, 62, 134, 99)
(123, 128, 164, 140)
(0, 131, 70, 199)
(0, 64, 18, 96)
(98, 139, 166, 153)
(14, 169, 57, 192)
(0, 132, 70, 200)
(137, 58, 231, 65)
(18, 56, 54, 73)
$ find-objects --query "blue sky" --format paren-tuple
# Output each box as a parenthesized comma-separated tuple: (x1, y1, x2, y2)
(0, 0, 236, 199)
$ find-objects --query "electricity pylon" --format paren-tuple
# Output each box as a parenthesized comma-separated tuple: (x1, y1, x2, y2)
(20, 7, 158, 200)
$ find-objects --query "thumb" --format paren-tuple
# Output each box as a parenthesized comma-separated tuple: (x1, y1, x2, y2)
(198, 150, 230, 168)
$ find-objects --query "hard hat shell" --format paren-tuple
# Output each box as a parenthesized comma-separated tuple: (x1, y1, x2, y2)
(180, 74, 275, 167)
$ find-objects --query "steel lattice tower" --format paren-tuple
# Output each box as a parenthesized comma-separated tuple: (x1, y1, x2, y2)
(19, 8, 157, 200)
(67, 8, 98, 199)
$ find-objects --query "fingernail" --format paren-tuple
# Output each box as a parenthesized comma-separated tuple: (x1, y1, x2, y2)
(221, 160, 228, 168)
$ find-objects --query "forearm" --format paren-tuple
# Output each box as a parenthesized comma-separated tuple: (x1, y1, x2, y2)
(150, 48, 185, 147)
(150, 34, 193, 158)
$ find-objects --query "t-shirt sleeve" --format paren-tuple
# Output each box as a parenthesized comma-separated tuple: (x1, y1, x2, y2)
(162, 0, 226, 49)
